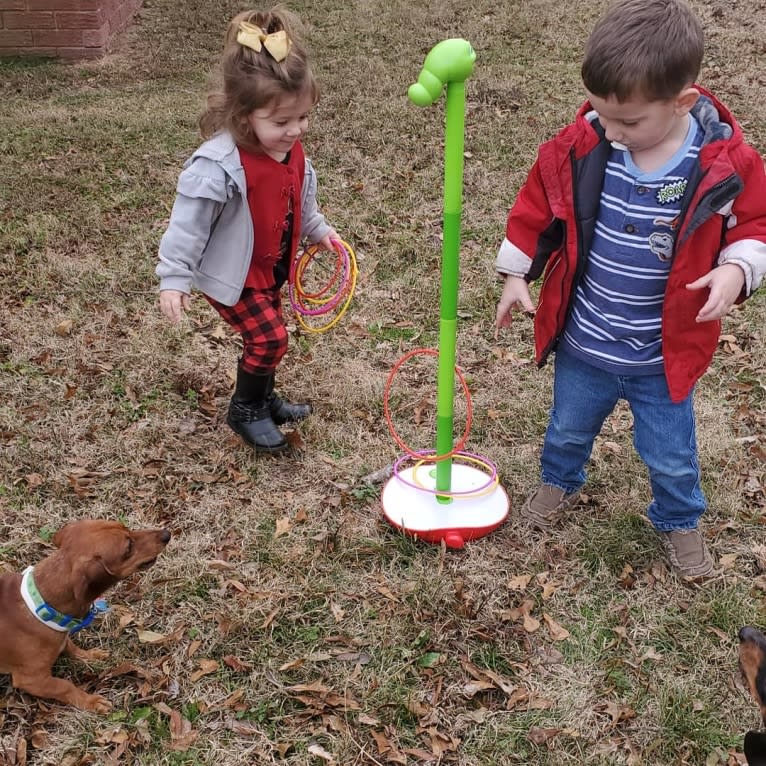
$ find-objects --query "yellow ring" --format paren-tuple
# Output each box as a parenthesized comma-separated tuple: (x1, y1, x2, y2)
(410, 455, 500, 499)
(293, 239, 358, 334)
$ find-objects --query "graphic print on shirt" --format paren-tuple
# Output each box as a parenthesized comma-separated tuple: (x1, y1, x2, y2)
(648, 215, 680, 262)
(656, 179, 688, 205)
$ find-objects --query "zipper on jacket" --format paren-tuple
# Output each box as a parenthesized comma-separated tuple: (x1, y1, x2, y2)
(539, 149, 585, 362)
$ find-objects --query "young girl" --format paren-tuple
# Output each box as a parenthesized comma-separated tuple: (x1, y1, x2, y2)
(157, 7, 340, 454)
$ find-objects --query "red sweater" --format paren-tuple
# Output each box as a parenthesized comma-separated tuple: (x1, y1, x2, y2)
(240, 142, 305, 290)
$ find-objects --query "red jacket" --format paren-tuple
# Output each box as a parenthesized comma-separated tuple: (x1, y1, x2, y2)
(499, 89, 766, 401)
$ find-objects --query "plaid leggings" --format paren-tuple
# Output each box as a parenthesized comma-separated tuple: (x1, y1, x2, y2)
(206, 287, 288, 373)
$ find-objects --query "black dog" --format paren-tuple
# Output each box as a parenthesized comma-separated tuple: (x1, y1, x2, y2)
(739, 626, 766, 765)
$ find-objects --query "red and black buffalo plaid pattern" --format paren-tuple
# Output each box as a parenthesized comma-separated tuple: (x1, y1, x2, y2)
(206, 287, 288, 373)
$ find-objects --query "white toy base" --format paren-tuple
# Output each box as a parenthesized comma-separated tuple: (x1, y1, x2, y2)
(381, 463, 510, 548)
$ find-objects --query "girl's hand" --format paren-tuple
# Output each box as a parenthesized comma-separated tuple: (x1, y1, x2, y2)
(495, 275, 535, 339)
(159, 290, 191, 324)
(686, 263, 745, 322)
(318, 229, 340, 251)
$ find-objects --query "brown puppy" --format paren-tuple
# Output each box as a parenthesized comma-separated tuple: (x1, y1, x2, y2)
(739, 626, 766, 766)
(0, 519, 170, 713)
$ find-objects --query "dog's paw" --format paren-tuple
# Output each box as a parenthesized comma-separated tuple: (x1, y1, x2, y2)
(81, 693, 113, 715)
(81, 648, 110, 662)
(66, 641, 110, 664)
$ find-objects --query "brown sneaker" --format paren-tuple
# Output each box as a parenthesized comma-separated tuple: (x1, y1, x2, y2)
(659, 529, 714, 579)
(520, 484, 580, 530)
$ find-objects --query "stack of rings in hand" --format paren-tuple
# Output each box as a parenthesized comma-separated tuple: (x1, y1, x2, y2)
(288, 239, 358, 333)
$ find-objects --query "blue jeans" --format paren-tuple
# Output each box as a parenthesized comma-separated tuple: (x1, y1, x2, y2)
(540, 350, 706, 531)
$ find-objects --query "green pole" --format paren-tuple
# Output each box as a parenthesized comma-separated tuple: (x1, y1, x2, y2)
(408, 39, 475, 502)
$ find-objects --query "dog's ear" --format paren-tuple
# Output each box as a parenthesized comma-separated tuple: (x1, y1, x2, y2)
(745, 730, 766, 766)
(72, 556, 114, 603)
(52, 522, 76, 549)
(97, 530, 134, 575)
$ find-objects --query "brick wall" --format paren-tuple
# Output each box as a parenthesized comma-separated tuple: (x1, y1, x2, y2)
(0, 0, 143, 59)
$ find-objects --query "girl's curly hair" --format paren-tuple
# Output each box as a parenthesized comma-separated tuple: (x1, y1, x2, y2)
(199, 7, 319, 150)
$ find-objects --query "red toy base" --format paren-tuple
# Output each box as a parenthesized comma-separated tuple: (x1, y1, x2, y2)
(381, 463, 510, 549)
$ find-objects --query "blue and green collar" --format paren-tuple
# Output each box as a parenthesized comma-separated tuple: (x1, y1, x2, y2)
(20, 566, 107, 634)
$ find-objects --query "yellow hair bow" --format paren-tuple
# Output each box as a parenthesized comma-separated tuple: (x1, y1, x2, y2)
(236, 21, 292, 62)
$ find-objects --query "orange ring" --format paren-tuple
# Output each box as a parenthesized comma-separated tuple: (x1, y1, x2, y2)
(292, 243, 343, 302)
(383, 348, 473, 461)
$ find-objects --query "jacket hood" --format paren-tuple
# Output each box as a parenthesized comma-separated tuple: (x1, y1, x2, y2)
(571, 85, 740, 150)
(537, 86, 742, 211)
(190, 131, 243, 170)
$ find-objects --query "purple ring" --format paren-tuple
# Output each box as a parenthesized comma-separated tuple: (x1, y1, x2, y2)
(392, 450, 498, 496)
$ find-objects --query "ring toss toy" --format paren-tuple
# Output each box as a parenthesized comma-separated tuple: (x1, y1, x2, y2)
(380, 39, 510, 548)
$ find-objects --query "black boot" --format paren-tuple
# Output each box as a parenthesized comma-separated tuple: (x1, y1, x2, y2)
(227, 368, 287, 454)
(267, 373, 312, 425)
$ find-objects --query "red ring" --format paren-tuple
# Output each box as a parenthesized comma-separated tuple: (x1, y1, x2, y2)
(383, 348, 473, 461)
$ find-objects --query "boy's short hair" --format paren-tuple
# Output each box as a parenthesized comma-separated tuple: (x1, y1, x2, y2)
(581, 0, 704, 102)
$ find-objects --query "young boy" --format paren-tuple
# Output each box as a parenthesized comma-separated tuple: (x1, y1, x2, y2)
(494, 0, 766, 578)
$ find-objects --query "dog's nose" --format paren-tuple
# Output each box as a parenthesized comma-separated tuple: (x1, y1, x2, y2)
(160, 529, 171, 544)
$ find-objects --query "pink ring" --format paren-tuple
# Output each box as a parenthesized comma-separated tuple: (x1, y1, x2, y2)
(392, 450, 498, 497)
(289, 241, 353, 317)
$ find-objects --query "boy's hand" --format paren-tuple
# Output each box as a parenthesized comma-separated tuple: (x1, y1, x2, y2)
(686, 263, 745, 323)
(159, 290, 191, 324)
(495, 275, 535, 339)
(318, 229, 340, 251)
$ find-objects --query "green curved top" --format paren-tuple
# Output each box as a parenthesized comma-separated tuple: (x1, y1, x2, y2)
(407, 38, 476, 107)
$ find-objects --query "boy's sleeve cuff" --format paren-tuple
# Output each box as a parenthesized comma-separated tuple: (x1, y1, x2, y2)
(719, 239, 766, 295)
(495, 238, 532, 278)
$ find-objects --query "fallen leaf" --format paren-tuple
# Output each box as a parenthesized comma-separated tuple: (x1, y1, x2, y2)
(16, 738, 27, 766)
(417, 652, 442, 668)
(168, 709, 198, 751)
(528, 694, 555, 710)
(261, 608, 279, 629)
(137, 630, 168, 644)
(543, 613, 570, 641)
(30, 730, 49, 748)
(596, 700, 637, 725)
(523, 612, 540, 633)
(285, 430, 305, 451)
(371, 730, 394, 755)
(527, 726, 562, 745)
(54, 319, 74, 336)
(461, 680, 495, 698)
(541, 582, 558, 600)
(424, 726, 460, 756)
(358, 713, 381, 726)
(25, 473, 44, 488)
(508, 574, 532, 591)
(619, 563, 637, 589)
(506, 688, 529, 710)
(274, 516, 291, 538)
(190, 659, 219, 682)
(307, 743, 335, 763)
(638, 647, 663, 662)
(223, 655, 253, 672)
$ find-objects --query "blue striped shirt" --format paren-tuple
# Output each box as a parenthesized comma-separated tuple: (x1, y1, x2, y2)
(561, 115, 702, 374)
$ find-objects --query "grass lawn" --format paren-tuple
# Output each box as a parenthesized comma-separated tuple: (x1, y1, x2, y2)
(1, 0, 766, 763)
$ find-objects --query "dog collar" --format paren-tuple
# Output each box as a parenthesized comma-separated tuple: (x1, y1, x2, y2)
(20, 566, 107, 634)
